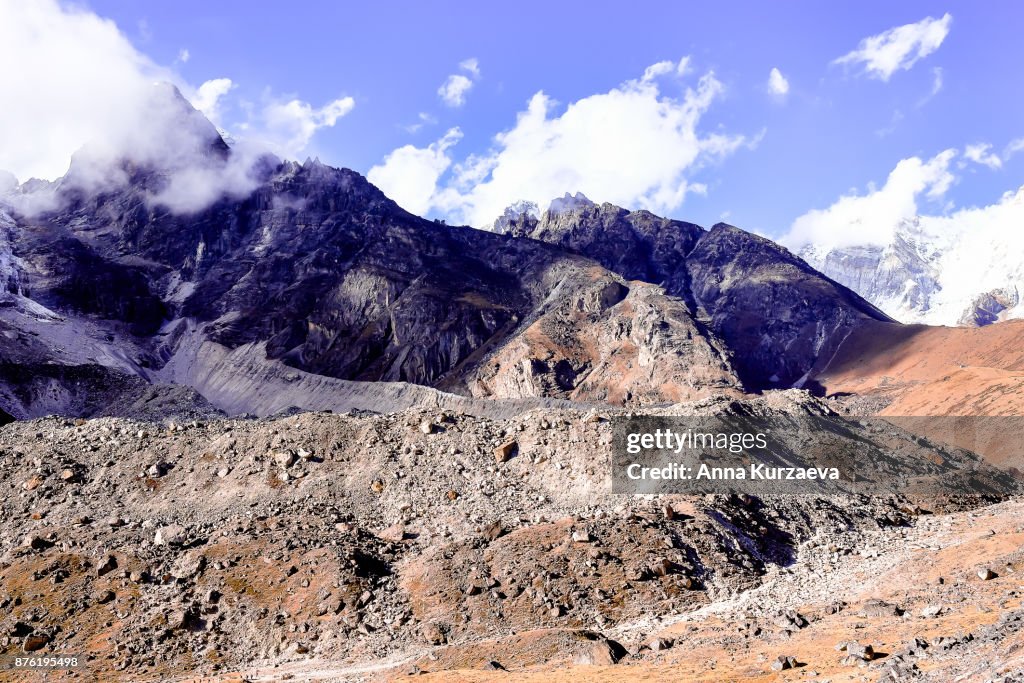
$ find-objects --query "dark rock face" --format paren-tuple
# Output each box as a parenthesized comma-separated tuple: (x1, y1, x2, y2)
(684, 225, 889, 388)
(510, 201, 704, 302)
(0, 406, 13, 427)
(517, 204, 890, 389)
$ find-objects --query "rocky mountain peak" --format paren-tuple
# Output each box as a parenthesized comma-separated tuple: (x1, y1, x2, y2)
(547, 191, 595, 215)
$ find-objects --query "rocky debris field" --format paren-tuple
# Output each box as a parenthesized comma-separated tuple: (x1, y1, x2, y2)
(0, 394, 1018, 682)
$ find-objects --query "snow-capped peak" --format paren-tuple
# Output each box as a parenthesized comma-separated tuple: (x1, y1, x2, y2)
(547, 192, 594, 215)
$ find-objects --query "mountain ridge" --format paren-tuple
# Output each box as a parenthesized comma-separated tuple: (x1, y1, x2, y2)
(0, 93, 897, 419)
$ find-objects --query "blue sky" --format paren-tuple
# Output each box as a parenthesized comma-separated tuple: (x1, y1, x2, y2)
(3, 1, 1024, 242)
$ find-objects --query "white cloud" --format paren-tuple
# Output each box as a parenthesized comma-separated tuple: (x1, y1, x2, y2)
(0, 0, 355, 216)
(767, 67, 789, 97)
(459, 58, 480, 78)
(916, 67, 944, 107)
(437, 58, 481, 108)
(963, 142, 1002, 170)
(368, 128, 463, 216)
(438, 74, 474, 108)
(191, 78, 235, 125)
(0, 0, 175, 181)
(177, 47, 190, 63)
(372, 59, 748, 226)
(834, 13, 952, 81)
(259, 96, 355, 158)
(784, 149, 957, 250)
(875, 109, 904, 138)
(928, 66, 944, 95)
(403, 112, 438, 134)
(642, 57, 690, 82)
(1003, 138, 1024, 161)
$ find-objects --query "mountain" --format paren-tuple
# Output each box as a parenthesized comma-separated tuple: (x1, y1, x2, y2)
(0, 91, 893, 420)
(499, 196, 891, 389)
(800, 188, 1024, 327)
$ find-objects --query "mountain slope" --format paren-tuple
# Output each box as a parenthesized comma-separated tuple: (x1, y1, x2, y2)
(504, 196, 891, 389)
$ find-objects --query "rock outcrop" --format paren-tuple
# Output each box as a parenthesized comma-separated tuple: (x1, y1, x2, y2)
(511, 200, 890, 388)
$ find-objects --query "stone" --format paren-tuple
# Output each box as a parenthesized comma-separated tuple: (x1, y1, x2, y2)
(422, 622, 446, 645)
(571, 530, 592, 543)
(845, 641, 874, 661)
(22, 633, 49, 652)
(494, 440, 517, 463)
(419, 421, 434, 435)
(166, 605, 194, 630)
(274, 451, 296, 468)
(377, 523, 406, 543)
(96, 554, 118, 577)
(482, 522, 505, 541)
(573, 638, 627, 665)
(171, 550, 207, 579)
(977, 567, 996, 581)
(154, 524, 187, 546)
(648, 638, 673, 651)
(771, 655, 797, 670)
(22, 534, 52, 551)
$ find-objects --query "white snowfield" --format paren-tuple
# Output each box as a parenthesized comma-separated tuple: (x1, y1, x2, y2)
(800, 186, 1024, 326)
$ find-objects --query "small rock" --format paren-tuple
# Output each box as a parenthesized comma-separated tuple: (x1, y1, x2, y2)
(977, 567, 997, 581)
(22, 534, 52, 551)
(422, 622, 446, 645)
(22, 633, 49, 652)
(573, 638, 627, 665)
(166, 605, 194, 630)
(154, 524, 187, 546)
(771, 655, 797, 671)
(96, 555, 118, 577)
(419, 421, 434, 435)
(274, 451, 296, 468)
(571, 530, 592, 543)
(494, 440, 517, 463)
(482, 522, 505, 541)
(377, 523, 406, 543)
(171, 550, 207, 579)
(844, 641, 874, 661)
(648, 638, 673, 651)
